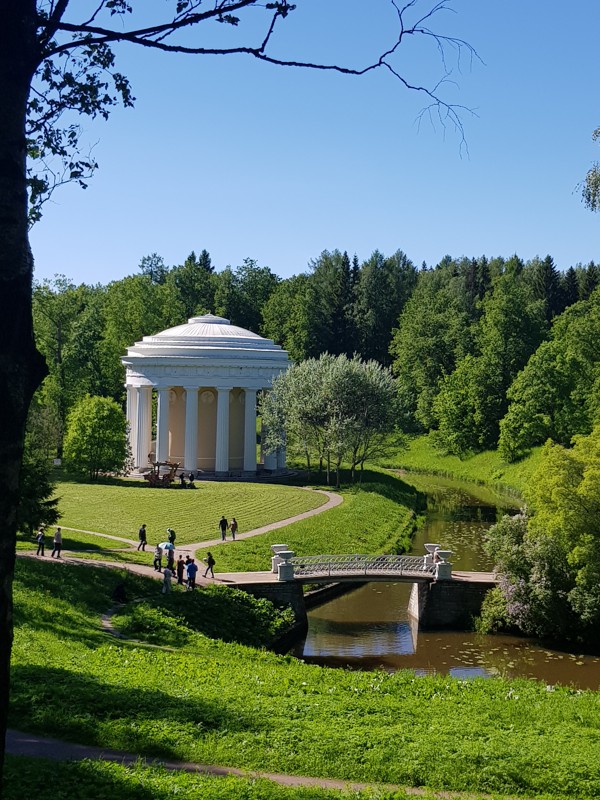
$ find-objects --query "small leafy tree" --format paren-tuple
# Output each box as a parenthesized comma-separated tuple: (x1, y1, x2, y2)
(262, 354, 399, 485)
(63, 395, 128, 480)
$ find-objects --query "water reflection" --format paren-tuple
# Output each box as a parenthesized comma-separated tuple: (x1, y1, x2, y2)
(290, 475, 600, 689)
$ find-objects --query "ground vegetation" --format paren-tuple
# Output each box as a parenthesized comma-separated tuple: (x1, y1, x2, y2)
(8, 558, 600, 799)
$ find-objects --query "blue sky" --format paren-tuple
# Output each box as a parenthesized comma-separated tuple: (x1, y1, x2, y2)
(30, 0, 600, 285)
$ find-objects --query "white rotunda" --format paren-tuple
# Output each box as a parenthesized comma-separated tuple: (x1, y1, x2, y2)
(122, 314, 289, 476)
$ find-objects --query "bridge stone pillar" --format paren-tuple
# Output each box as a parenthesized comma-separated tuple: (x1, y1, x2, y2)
(412, 578, 496, 629)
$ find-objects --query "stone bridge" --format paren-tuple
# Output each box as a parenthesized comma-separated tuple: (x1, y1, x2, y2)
(219, 545, 497, 635)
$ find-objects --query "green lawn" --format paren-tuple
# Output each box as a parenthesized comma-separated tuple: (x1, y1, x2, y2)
(9, 558, 600, 799)
(375, 435, 543, 497)
(52, 480, 328, 545)
(200, 469, 421, 573)
(16, 529, 132, 554)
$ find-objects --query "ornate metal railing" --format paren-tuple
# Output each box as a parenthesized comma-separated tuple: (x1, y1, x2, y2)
(289, 554, 436, 579)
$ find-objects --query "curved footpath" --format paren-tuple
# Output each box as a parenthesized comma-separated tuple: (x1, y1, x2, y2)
(17, 488, 343, 587)
(5, 728, 492, 799)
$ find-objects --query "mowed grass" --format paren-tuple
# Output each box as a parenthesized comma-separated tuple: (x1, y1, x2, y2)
(16, 530, 132, 554)
(9, 558, 600, 799)
(200, 469, 422, 573)
(53, 481, 328, 545)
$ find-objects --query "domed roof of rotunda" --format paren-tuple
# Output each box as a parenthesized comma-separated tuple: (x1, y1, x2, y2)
(123, 314, 288, 363)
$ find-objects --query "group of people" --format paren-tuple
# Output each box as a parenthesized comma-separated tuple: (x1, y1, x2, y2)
(35, 526, 63, 558)
(219, 516, 238, 541)
(179, 471, 196, 489)
(159, 551, 217, 594)
(138, 523, 218, 594)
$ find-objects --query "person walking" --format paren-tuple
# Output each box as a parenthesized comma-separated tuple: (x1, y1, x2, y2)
(230, 517, 238, 541)
(166, 547, 175, 572)
(203, 551, 216, 579)
(137, 524, 147, 551)
(176, 554, 185, 585)
(218, 516, 228, 541)
(35, 528, 45, 557)
(153, 544, 163, 572)
(186, 558, 198, 590)
(162, 566, 173, 594)
(51, 526, 62, 558)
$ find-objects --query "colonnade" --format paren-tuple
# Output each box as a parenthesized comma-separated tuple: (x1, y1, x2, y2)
(126, 384, 285, 476)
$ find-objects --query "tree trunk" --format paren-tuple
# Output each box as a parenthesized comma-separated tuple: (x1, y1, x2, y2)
(0, 2, 48, 780)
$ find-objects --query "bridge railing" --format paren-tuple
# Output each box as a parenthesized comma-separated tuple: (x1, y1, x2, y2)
(289, 553, 436, 579)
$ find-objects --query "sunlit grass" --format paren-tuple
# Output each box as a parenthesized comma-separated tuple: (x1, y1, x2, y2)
(10, 558, 600, 798)
(375, 435, 543, 496)
(52, 480, 327, 545)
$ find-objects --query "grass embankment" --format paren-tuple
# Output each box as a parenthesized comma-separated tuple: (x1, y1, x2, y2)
(376, 435, 543, 497)
(200, 469, 421, 573)
(9, 559, 600, 799)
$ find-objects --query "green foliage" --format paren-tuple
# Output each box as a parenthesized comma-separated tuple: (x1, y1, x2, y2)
(582, 127, 600, 212)
(499, 288, 600, 461)
(390, 260, 473, 430)
(113, 585, 295, 648)
(16, 453, 60, 536)
(63, 395, 128, 480)
(485, 427, 600, 643)
(432, 270, 546, 455)
(262, 354, 400, 484)
(475, 586, 509, 634)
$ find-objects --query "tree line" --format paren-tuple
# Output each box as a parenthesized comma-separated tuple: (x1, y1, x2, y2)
(32, 248, 600, 464)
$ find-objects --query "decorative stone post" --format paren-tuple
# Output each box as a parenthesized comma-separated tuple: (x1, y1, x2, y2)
(434, 550, 453, 580)
(183, 386, 199, 472)
(277, 550, 296, 581)
(215, 387, 230, 476)
(270, 543, 290, 573)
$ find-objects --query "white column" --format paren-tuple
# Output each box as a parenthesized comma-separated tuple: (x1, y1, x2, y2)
(156, 387, 171, 462)
(215, 387, 230, 475)
(184, 386, 199, 472)
(126, 386, 138, 467)
(135, 386, 151, 468)
(243, 388, 257, 474)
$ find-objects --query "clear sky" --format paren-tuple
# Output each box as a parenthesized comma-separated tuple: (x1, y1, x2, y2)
(30, 0, 600, 286)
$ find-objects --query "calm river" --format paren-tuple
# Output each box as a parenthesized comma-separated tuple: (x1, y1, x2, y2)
(289, 474, 600, 689)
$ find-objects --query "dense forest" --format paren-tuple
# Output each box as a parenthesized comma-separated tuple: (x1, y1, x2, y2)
(32, 247, 600, 464)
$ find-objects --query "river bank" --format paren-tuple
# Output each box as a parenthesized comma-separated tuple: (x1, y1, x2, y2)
(376, 434, 542, 497)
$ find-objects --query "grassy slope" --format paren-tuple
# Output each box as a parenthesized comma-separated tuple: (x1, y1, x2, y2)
(51, 480, 327, 545)
(375, 435, 543, 496)
(201, 469, 421, 573)
(9, 560, 600, 799)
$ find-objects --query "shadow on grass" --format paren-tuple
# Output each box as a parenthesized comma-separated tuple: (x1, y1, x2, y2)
(10, 664, 263, 761)
(4, 757, 162, 800)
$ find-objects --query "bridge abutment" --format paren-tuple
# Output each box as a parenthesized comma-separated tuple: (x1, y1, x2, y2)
(410, 577, 496, 629)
